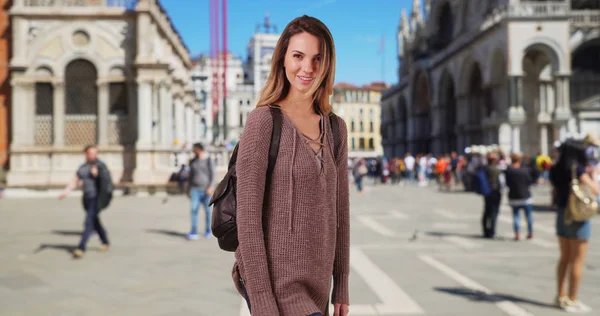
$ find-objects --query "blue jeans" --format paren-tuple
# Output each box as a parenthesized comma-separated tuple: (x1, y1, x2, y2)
(406, 170, 415, 182)
(78, 196, 109, 251)
(512, 204, 533, 235)
(190, 188, 211, 234)
(355, 175, 364, 192)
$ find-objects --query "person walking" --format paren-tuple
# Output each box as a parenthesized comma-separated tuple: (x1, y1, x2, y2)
(550, 136, 598, 312)
(233, 15, 350, 316)
(58, 145, 112, 259)
(186, 143, 215, 240)
(504, 153, 535, 241)
(352, 158, 368, 194)
(481, 153, 504, 239)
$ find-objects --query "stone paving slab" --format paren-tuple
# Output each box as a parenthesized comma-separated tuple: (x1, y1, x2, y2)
(0, 182, 599, 315)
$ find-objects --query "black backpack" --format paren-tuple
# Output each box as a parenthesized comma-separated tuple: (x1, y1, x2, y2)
(209, 105, 341, 252)
(95, 160, 113, 211)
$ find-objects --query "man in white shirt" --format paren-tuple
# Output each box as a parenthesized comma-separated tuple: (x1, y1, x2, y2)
(404, 153, 416, 183)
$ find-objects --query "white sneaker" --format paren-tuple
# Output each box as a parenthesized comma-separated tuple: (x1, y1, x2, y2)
(554, 296, 568, 308)
(563, 299, 592, 313)
(187, 232, 199, 240)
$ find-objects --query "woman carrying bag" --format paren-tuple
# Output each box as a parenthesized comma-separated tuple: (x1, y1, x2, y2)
(550, 135, 599, 312)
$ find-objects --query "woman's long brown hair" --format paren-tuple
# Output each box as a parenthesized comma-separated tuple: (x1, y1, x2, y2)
(255, 15, 336, 114)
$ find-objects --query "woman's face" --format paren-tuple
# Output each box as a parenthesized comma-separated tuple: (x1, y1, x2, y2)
(284, 32, 322, 95)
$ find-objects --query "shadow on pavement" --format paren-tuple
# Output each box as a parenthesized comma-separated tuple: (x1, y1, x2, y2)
(51, 230, 82, 236)
(435, 287, 557, 310)
(33, 243, 77, 254)
(438, 189, 472, 195)
(426, 231, 487, 240)
(531, 204, 556, 213)
(146, 229, 188, 239)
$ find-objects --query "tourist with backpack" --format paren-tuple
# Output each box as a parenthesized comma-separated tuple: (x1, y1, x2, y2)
(209, 16, 349, 316)
(477, 152, 504, 239)
(58, 145, 113, 259)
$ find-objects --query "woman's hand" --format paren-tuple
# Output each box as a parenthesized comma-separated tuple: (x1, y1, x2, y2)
(333, 303, 349, 316)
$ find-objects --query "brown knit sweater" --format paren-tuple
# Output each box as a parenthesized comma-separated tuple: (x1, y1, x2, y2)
(232, 105, 350, 315)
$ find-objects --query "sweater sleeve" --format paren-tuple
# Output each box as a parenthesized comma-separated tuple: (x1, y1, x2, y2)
(236, 107, 280, 315)
(332, 117, 350, 305)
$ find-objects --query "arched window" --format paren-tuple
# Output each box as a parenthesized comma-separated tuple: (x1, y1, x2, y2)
(34, 83, 54, 145)
(65, 59, 98, 146)
(108, 81, 130, 145)
(436, 2, 453, 50)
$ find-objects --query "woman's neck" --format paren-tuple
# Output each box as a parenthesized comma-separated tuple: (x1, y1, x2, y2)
(279, 91, 314, 116)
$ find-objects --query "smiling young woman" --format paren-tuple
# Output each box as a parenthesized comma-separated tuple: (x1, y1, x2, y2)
(233, 15, 350, 316)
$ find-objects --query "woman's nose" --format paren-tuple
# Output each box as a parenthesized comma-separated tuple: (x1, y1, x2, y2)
(301, 60, 314, 73)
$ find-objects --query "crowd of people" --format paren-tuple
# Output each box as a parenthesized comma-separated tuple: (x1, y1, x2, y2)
(350, 135, 598, 313)
(350, 148, 553, 193)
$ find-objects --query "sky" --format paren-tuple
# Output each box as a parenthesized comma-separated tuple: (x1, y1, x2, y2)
(160, 0, 413, 87)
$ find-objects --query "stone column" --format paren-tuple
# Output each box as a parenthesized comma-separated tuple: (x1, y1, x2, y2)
(53, 81, 65, 146)
(540, 124, 549, 156)
(185, 106, 194, 142)
(135, 7, 152, 65)
(10, 17, 28, 67)
(511, 125, 522, 154)
(552, 75, 571, 140)
(97, 81, 109, 146)
(127, 80, 137, 143)
(546, 81, 555, 114)
(508, 75, 525, 153)
(136, 80, 153, 146)
(194, 111, 202, 142)
(554, 76, 571, 120)
(22, 82, 35, 146)
(151, 82, 160, 144)
(10, 80, 26, 146)
(174, 97, 185, 144)
(539, 82, 547, 114)
(159, 82, 173, 145)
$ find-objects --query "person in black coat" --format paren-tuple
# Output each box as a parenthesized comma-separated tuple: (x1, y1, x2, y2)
(59, 145, 113, 259)
(504, 153, 535, 240)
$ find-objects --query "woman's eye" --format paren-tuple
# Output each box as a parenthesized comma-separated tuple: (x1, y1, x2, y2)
(314, 56, 321, 62)
(293, 54, 302, 58)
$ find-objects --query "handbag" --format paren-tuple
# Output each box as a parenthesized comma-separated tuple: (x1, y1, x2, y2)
(566, 164, 599, 224)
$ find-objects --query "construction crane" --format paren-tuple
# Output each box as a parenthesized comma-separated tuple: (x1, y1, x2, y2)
(209, 0, 228, 143)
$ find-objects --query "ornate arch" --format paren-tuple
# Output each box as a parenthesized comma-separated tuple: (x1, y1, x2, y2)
(521, 37, 566, 74)
(412, 69, 432, 114)
(458, 54, 484, 96)
(430, 0, 454, 49)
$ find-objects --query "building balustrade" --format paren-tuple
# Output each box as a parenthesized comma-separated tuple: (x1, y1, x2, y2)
(22, 0, 137, 8)
(570, 10, 600, 27)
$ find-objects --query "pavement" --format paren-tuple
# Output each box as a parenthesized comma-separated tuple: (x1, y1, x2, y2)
(1, 182, 599, 316)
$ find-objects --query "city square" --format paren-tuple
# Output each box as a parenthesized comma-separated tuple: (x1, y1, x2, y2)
(2, 0, 600, 315)
(1, 184, 599, 316)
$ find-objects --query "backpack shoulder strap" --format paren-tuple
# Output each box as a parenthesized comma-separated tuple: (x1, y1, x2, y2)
(267, 105, 283, 178)
(329, 112, 340, 162)
(262, 105, 283, 210)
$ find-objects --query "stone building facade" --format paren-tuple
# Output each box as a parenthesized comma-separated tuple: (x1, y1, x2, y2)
(8, 0, 199, 186)
(382, 0, 600, 158)
(332, 82, 386, 158)
(190, 17, 280, 146)
(191, 53, 254, 145)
